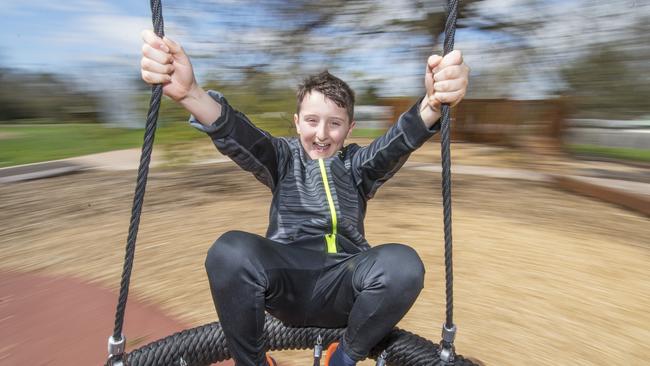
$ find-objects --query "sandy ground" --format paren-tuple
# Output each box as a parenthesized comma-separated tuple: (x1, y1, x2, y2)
(1, 141, 649, 366)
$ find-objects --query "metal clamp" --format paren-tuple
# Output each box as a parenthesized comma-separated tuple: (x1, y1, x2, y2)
(441, 323, 456, 344)
(108, 334, 126, 357)
(107, 359, 125, 366)
(313, 335, 323, 358)
(438, 323, 457, 364)
(439, 345, 456, 364)
(375, 350, 388, 366)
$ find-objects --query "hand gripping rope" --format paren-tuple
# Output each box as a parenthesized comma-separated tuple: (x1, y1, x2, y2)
(106, 0, 476, 365)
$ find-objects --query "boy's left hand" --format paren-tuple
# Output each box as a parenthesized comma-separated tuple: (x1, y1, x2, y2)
(421, 50, 470, 121)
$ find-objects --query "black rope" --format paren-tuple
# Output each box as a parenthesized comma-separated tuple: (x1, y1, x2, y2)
(437, 0, 459, 361)
(440, 0, 459, 331)
(108, 0, 165, 364)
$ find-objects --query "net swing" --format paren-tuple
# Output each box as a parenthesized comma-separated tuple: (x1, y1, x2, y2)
(106, 1, 479, 365)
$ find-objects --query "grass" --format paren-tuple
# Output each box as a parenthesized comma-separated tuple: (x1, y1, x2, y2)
(0, 123, 205, 168)
(567, 144, 650, 163)
(351, 128, 387, 139)
(0, 121, 390, 168)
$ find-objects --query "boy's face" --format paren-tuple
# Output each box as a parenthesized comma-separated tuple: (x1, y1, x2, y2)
(294, 91, 355, 160)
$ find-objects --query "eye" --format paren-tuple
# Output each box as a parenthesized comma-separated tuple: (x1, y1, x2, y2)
(331, 120, 342, 127)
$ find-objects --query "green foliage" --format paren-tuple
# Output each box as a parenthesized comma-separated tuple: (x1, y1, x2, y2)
(199, 72, 298, 136)
(567, 144, 650, 163)
(130, 71, 298, 136)
(357, 85, 382, 105)
(351, 128, 386, 139)
(0, 66, 396, 168)
(0, 69, 100, 123)
(562, 45, 650, 119)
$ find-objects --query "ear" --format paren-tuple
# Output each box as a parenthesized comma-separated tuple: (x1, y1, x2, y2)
(294, 113, 301, 135)
(346, 120, 356, 139)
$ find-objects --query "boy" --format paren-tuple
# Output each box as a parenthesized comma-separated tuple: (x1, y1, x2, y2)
(140, 30, 469, 366)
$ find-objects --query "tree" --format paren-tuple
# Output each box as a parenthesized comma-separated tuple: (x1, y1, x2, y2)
(458, 0, 650, 113)
(0, 69, 100, 123)
(164, 0, 480, 96)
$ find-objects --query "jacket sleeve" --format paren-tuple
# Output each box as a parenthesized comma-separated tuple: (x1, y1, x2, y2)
(351, 97, 440, 199)
(189, 90, 288, 190)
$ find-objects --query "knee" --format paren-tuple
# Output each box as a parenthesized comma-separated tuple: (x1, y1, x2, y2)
(375, 244, 425, 293)
(205, 231, 268, 292)
(205, 230, 257, 273)
(206, 231, 239, 266)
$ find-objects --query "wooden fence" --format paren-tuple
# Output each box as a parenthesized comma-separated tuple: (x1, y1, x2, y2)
(381, 97, 566, 147)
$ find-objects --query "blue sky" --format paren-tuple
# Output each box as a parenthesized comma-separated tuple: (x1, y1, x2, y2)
(0, 1, 151, 72)
(0, 0, 461, 96)
(1, 0, 646, 99)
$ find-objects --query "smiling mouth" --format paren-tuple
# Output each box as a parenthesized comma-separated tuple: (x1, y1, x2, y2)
(313, 142, 331, 153)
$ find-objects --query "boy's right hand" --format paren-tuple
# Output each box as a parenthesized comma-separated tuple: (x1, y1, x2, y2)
(140, 30, 198, 102)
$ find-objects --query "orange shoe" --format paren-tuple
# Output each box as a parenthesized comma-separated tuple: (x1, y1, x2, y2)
(266, 354, 278, 366)
(323, 342, 339, 366)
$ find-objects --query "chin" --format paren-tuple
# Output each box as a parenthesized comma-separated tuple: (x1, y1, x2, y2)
(310, 150, 334, 159)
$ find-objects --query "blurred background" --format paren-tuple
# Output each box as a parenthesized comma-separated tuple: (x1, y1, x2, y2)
(1, 1, 649, 365)
(1, 0, 649, 164)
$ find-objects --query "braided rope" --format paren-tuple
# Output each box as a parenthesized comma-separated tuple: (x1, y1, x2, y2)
(108, 1, 165, 364)
(440, 0, 459, 332)
(125, 315, 479, 366)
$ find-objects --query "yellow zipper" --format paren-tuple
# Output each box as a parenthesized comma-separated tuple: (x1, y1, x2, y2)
(318, 158, 338, 253)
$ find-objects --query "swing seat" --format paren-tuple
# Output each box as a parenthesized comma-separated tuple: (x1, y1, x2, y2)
(108, 1, 480, 365)
(123, 314, 479, 366)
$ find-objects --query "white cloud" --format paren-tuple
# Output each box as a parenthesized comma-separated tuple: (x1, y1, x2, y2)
(47, 12, 186, 65)
(78, 14, 154, 50)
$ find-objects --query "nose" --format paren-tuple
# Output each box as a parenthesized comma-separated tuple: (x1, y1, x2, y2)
(316, 122, 328, 141)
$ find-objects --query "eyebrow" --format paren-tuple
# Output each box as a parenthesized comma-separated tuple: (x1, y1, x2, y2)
(302, 114, 346, 124)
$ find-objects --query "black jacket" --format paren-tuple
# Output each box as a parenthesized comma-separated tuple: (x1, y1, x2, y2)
(191, 90, 439, 253)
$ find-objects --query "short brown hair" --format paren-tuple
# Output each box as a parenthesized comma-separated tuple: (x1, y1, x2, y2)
(296, 70, 355, 122)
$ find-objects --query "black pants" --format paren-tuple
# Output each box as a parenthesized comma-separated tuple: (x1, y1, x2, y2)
(205, 231, 425, 366)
